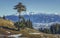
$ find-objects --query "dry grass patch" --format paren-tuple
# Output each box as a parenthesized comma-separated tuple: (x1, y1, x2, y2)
(0, 19, 15, 28)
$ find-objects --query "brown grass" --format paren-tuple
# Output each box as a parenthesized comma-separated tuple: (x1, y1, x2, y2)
(0, 27, 60, 38)
(0, 19, 15, 28)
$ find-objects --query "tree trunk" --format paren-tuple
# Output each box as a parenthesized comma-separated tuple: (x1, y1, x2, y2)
(19, 13, 21, 22)
(17, 12, 21, 31)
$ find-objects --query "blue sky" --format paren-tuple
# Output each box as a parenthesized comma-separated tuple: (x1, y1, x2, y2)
(0, 0, 60, 16)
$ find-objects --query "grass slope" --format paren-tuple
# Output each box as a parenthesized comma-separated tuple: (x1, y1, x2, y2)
(0, 19, 15, 28)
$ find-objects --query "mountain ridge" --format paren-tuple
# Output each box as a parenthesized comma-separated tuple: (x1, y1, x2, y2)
(5, 14, 60, 23)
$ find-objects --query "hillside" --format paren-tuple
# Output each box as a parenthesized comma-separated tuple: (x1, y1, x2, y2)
(0, 23, 60, 38)
(20, 28, 60, 38)
(0, 19, 15, 28)
(0, 18, 60, 38)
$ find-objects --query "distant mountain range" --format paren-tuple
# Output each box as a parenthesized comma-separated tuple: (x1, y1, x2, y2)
(5, 14, 60, 23)
(5, 14, 60, 29)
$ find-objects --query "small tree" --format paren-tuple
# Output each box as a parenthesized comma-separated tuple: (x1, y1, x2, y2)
(3, 15, 6, 19)
(26, 19, 33, 28)
(50, 23, 60, 34)
(14, 2, 26, 22)
(14, 2, 26, 30)
(20, 22, 25, 29)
